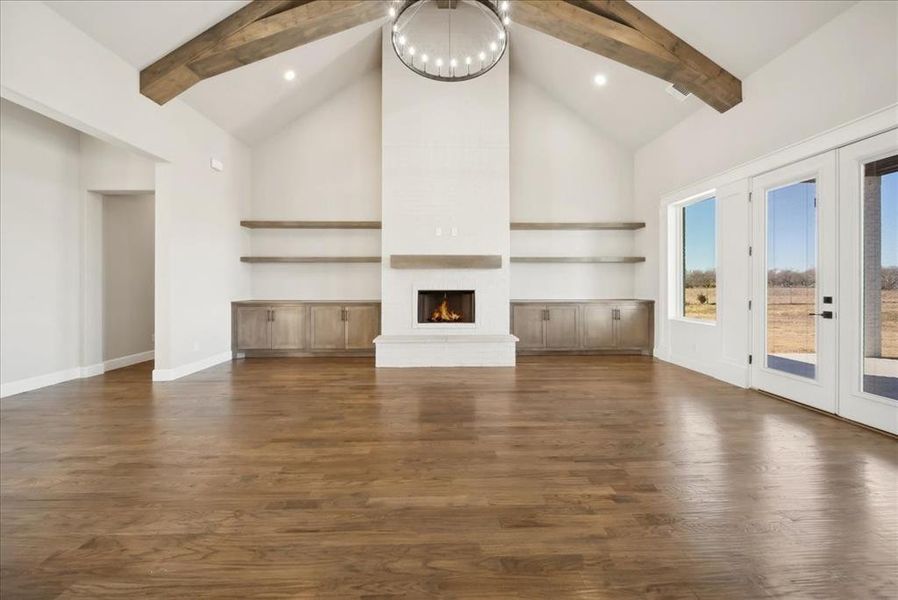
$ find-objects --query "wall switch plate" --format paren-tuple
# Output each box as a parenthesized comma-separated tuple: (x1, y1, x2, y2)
(450, 227, 458, 237)
(435, 227, 442, 236)
(210, 158, 223, 172)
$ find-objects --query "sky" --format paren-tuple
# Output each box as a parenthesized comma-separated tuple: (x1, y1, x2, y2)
(683, 197, 716, 272)
(683, 171, 898, 273)
(881, 171, 898, 267)
(768, 180, 816, 272)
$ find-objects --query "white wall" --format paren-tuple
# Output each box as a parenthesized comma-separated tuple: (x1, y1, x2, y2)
(1, 1, 252, 382)
(509, 74, 636, 299)
(250, 71, 382, 300)
(0, 100, 82, 393)
(103, 194, 154, 363)
(635, 1, 898, 384)
(81, 134, 155, 193)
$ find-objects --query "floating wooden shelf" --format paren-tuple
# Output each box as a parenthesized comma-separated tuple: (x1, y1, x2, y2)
(390, 254, 502, 269)
(240, 256, 381, 263)
(241, 220, 382, 229)
(510, 222, 645, 230)
(511, 256, 646, 264)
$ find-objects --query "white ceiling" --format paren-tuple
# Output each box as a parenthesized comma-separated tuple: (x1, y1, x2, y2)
(631, 0, 857, 79)
(45, 0, 252, 69)
(44, 0, 856, 149)
(182, 21, 383, 145)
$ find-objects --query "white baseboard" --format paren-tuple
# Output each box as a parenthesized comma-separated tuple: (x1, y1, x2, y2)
(80, 363, 105, 378)
(152, 351, 232, 382)
(656, 352, 750, 388)
(1, 367, 83, 398)
(104, 350, 154, 372)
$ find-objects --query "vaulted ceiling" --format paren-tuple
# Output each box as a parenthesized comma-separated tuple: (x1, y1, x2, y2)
(45, 0, 855, 148)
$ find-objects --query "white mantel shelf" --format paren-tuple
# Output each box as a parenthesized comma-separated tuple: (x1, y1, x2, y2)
(511, 256, 646, 263)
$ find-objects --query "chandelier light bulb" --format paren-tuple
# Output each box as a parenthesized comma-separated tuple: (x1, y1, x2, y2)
(283, 69, 296, 82)
(450, 58, 457, 68)
(388, 5, 396, 18)
(593, 73, 608, 86)
(489, 42, 498, 52)
(421, 54, 429, 63)
(501, 1, 509, 10)
(503, 15, 510, 25)
(398, 35, 406, 46)
(465, 56, 472, 65)
(392, 24, 399, 33)
(436, 58, 443, 67)
(499, 31, 506, 40)
(478, 51, 486, 61)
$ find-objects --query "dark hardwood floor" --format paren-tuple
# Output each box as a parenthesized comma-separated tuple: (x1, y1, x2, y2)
(1, 356, 895, 599)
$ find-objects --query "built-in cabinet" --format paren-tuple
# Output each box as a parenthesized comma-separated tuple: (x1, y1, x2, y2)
(235, 299, 651, 357)
(511, 300, 653, 354)
(233, 301, 380, 356)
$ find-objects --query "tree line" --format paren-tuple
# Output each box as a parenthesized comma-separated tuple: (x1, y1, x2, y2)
(684, 267, 898, 289)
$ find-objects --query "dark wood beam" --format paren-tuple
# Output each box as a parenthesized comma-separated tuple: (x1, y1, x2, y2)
(513, 0, 742, 112)
(140, 0, 386, 105)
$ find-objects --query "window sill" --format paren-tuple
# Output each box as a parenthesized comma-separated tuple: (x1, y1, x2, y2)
(669, 316, 718, 327)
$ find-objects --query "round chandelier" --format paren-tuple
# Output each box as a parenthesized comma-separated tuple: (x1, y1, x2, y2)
(389, 0, 510, 82)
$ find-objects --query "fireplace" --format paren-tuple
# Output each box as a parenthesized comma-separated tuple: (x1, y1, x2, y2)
(417, 290, 475, 324)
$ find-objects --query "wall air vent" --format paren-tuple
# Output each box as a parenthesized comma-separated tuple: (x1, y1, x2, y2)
(666, 82, 692, 101)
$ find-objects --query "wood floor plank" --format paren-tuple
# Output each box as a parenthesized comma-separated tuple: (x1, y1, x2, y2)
(0, 356, 895, 599)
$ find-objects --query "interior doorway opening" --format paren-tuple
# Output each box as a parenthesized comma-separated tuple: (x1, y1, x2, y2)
(101, 193, 155, 373)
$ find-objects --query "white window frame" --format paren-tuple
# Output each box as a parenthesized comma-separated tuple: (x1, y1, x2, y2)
(669, 189, 718, 325)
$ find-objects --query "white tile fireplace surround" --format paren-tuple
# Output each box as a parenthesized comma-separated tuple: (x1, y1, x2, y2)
(374, 26, 517, 367)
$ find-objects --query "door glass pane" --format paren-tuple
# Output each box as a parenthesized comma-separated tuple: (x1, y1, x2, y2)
(766, 179, 817, 378)
(863, 155, 898, 400)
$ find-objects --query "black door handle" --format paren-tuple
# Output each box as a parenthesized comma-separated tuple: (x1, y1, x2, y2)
(808, 311, 834, 319)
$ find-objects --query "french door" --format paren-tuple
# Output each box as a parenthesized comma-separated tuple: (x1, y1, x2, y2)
(837, 131, 898, 433)
(751, 153, 838, 413)
(750, 132, 898, 434)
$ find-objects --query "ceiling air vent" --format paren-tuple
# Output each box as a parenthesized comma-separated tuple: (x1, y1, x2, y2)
(666, 82, 692, 101)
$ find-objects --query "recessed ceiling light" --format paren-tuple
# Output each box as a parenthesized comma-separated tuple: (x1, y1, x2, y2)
(593, 73, 607, 86)
(283, 69, 296, 82)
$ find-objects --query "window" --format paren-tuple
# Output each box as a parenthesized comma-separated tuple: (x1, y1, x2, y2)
(681, 196, 717, 321)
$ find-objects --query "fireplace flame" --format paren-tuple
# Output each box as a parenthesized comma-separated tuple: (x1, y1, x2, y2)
(430, 298, 462, 322)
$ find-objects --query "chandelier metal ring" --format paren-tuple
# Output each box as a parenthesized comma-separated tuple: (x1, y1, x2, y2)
(390, 0, 510, 83)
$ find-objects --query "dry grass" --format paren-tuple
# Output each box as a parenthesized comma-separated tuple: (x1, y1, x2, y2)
(684, 287, 897, 357)
(683, 287, 716, 321)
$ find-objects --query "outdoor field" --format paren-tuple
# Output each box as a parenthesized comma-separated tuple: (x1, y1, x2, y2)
(684, 286, 898, 357)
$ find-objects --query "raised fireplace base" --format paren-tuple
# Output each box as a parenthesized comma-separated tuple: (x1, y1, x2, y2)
(374, 334, 518, 368)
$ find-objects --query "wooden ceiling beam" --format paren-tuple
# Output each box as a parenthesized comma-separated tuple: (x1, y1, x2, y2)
(513, 0, 742, 113)
(140, 0, 386, 105)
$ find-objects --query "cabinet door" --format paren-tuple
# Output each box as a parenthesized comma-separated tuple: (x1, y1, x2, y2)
(616, 304, 651, 349)
(309, 305, 346, 350)
(545, 304, 580, 349)
(270, 306, 306, 350)
(582, 304, 614, 348)
(512, 304, 546, 349)
(345, 305, 380, 350)
(235, 307, 271, 350)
